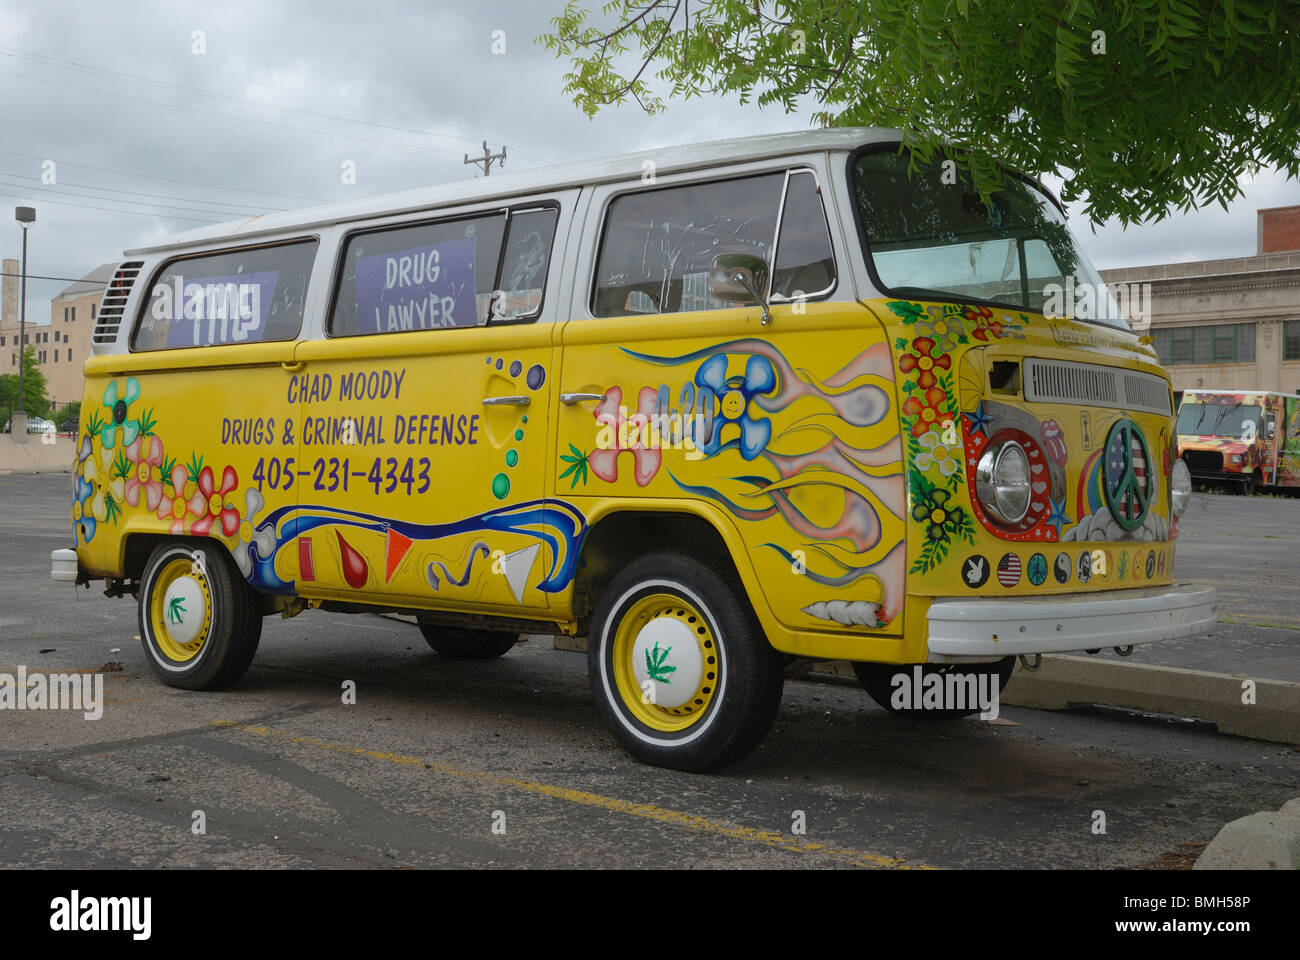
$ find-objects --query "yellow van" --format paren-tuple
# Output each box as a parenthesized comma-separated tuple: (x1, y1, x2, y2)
(52, 129, 1215, 770)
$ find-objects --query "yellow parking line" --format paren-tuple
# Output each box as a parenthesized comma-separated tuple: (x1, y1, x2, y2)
(213, 721, 926, 869)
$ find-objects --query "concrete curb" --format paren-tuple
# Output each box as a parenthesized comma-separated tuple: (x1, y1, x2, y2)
(553, 638, 1300, 745)
(1194, 798, 1300, 869)
(998, 654, 1300, 745)
(0, 434, 74, 474)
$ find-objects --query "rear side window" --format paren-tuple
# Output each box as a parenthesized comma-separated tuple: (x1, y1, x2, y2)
(592, 168, 835, 317)
(132, 240, 317, 350)
(329, 204, 558, 336)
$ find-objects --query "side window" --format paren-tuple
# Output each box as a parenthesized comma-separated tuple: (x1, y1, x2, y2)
(330, 203, 559, 336)
(772, 171, 836, 300)
(493, 207, 559, 322)
(132, 240, 317, 350)
(331, 212, 506, 336)
(593, 172, 785, 317)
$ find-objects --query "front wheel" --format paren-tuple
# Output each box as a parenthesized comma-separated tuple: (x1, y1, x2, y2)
(852, 658, 1015, 719)
(588, 550, 784, 772)
(139, 540, 262, 690)
(1240, 472, 1259, 496)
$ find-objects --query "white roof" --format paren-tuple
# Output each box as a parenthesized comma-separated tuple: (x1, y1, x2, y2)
(126, 127, 904, 256)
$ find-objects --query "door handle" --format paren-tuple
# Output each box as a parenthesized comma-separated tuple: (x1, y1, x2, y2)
(281, 361, 304, 372)
(560, 392, 606, 404)
(482, 395, 530, 406)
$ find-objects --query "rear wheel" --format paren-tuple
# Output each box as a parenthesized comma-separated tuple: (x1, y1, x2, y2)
(852, 658, 1015, 719)
(419, 625, 517, 659)
(588, 549, 784, 772)
(139, 540, 262, 690)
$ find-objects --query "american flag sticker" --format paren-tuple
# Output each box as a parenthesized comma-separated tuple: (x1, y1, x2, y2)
(298, 537, 316, 581)
(997, 552, 1022, 587)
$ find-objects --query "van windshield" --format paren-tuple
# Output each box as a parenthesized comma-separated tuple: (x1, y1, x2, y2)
(852, 149, 1127, 329)
(1176, 402, 1262, 438)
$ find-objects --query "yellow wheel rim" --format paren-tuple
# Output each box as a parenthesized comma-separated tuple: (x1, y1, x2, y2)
(611, 592, 719, 733)
(149, 555, 213, 663)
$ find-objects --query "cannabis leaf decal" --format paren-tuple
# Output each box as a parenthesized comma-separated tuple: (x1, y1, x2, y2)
(167, 596, 187, 624)
(558, 443, 590, 488)
(644, 641, 676, 683)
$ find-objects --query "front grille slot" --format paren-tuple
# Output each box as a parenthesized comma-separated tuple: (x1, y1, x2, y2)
(1023, 357, 1171, 416)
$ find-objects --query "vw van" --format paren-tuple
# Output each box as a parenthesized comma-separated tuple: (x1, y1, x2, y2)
(1176, 389, 1300, 494)
(51, 129, 1216, 771)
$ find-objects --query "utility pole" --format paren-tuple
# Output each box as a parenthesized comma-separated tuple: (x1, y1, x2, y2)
(464, 141, 507, 177)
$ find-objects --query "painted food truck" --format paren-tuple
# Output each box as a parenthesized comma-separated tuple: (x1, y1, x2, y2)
(50, 129, 1216, 771)
(1176, 389, 1300, 494)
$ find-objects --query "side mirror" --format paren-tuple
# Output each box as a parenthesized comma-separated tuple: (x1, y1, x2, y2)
(708, 254, 771, 325)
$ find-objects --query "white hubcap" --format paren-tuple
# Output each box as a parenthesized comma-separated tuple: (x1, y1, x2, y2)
(631, 616, 702, 708)
(163, 576, 205, 645)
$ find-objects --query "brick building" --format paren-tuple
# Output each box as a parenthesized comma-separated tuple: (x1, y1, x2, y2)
(1099, 205, 1300, 403)
(1, 260, 114, 406)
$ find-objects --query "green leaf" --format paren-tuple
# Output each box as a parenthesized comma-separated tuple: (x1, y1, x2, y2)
(644, 640, 677, 683)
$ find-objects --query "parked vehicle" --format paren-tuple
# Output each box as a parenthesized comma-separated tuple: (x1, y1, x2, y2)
(1176, 389, 1300, 494)
(50, 128, 1215, 770)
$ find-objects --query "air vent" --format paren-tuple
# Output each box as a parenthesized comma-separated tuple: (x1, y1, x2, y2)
(91, 260, 144, 346)
(1023, 357, 1170, 416)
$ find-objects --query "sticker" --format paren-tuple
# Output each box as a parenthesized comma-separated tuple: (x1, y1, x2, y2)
(997, 553, 1022, 588)
(1145, 551, 1156, 579)
(1053, 552, 1071, 584)
(961, 554, 989, 589)
(1132, 550, 1143, 581)
(1158, 549, 1166, 577)
(1026, 553, 1048, 586)
(1077, 551, 1092, 584)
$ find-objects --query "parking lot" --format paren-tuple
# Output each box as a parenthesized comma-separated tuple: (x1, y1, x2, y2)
(1, 472, 1295, 868)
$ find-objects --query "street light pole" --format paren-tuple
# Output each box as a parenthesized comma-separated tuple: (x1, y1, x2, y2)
(14, 206, 35, 439)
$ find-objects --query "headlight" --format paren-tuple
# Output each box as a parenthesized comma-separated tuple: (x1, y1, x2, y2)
(1171, 458, 1191, 516)
(1229, 454, 1242, 464)
(975, 440, 1031, 524)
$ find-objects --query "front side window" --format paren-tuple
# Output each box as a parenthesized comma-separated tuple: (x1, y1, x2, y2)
(133, 240, 317, 350)
(852, 148, 1127, 329)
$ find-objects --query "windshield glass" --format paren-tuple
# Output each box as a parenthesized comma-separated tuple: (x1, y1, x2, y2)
(1176, 402, 1262, 438)
(852, 149, 1127, 329)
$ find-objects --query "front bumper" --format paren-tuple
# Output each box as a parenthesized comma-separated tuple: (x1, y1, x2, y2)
(926, 584, 1216, 661)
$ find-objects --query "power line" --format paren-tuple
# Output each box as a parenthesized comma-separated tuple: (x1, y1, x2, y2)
(0, 271, 104, 283)
(0, 176, 254, 220)
(0, 45, 492, 148)
(0, 68, 472, 157)
(0, 190, 221, 225)
(0, 147, 328, 204)
(0, 170, 281, 215)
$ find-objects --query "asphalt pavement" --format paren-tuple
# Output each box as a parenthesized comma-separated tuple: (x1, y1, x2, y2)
(1, 475, 1295, 868)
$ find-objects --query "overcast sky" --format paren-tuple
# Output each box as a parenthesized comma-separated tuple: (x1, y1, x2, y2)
(2, 0, 1297, 328)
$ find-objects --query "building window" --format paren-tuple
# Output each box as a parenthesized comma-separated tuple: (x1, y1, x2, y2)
(70, 306, 75, 323)
(1153, 322, 1255, 365)
(1284, 320, 1300, 361)
(63, 307, 67, 322)
(67, 348, 72, 361)
(91, 302, 97, 320)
